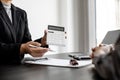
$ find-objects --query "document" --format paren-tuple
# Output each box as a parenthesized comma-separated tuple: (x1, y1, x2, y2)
(47, 25, 66, 46)
(24, 57, 92, 68)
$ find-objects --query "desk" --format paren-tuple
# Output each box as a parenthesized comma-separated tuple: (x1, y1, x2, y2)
(0, 52, 103, 80)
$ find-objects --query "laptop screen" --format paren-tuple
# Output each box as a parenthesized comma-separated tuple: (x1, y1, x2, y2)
(101, 30, 120, 44)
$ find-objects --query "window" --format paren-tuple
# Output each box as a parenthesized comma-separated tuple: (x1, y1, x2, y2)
(96, 0, 120, 45)
(116, 0, 120, 27)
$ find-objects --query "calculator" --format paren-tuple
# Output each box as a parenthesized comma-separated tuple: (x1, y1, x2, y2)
(47, 25, 66, 46)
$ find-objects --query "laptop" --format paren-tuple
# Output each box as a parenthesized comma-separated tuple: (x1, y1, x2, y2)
(101, 30, 120, 44)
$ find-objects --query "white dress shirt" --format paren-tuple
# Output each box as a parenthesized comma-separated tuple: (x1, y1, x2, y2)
(2, 2, 12, 23)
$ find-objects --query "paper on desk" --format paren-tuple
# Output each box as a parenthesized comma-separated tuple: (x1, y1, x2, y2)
(24, 58, 92, 68)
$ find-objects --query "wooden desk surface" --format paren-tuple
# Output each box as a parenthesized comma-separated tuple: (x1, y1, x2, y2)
(0, 52, 104, 80)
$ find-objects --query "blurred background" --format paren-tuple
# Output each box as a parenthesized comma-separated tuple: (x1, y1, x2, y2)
(12, 0, 120, 54)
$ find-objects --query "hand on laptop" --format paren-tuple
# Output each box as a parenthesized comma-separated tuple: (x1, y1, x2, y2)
(90, 44, 114, 58)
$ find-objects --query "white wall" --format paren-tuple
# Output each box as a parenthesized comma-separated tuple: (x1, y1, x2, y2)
(12, 0, 59, 40)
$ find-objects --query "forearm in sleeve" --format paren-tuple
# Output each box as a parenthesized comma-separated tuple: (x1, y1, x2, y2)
(0, 42, 24, 64)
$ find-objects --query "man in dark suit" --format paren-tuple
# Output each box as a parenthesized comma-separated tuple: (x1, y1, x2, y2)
(0, 0, 49, 64)
(91, 36, 120, 80)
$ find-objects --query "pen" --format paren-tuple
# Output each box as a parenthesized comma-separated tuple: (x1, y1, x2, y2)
(25, 57, 48, 61)
(29, 44, 55, 52)
(32, 57, 48, 61)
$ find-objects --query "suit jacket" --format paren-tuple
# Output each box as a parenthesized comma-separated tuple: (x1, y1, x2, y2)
(0, 2, 32, 64)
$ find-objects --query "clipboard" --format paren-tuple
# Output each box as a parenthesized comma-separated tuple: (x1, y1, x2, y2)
(24, 58, 92, 68)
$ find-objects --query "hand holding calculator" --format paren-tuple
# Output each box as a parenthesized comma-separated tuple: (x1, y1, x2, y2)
(47, 25, 66, 46)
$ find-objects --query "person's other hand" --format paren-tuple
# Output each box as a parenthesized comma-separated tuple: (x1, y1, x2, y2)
(20, 41, 49, 57)
(90, 44, 114, 58)
(41, 30, 47, 47)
